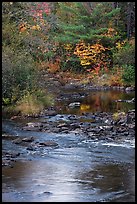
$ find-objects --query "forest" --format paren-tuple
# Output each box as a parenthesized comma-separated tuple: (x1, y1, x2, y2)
(2, 3, 135, 202)
(2, 2, 135, 115)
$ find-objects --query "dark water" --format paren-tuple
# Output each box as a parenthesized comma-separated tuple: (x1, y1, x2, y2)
(2, 90, 135, 202)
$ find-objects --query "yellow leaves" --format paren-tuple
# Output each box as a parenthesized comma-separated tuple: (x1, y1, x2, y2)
(80, 104, 90, 111)
(81, 59, 91, 66)
(116, 40, 127, 50)
(31, 25, 41, 31)
(74, 41, 109, 66)
(64, 44, 73, 51)
(113, 112, 126, 121)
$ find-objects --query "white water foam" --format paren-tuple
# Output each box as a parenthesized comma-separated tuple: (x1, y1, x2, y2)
(101, 138, 135, 149)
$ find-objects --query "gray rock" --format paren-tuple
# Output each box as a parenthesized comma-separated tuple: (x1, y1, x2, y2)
(22, 136, 34, 142)
(125, 87, 135, 92)
(13, 138, 22, 144)
(39, 141, 58, 147)
(68, 102, 80, 108)
(27, 122, 43, 127)
(22, 126, 42, 131)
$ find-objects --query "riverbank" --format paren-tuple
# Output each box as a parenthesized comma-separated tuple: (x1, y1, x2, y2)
(2, 69, 135, 119)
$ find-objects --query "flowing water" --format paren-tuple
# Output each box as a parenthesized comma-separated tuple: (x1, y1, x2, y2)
(2, 89, 135, 202)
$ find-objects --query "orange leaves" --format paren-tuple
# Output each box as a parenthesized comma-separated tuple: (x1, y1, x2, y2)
(19, 23, 27, 32)
(101, 27, 117, 38)
(19, 23, 41, 33)
(94, 63, 101, 75)
(47, 58, 61, 73)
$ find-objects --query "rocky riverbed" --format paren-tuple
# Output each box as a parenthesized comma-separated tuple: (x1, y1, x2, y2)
(2, 80, 135, 202)
(2, 106, 135, 168)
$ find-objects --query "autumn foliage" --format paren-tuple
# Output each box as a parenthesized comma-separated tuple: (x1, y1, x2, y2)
(2, 2, 135, 109)
(73, 41, 110, 74)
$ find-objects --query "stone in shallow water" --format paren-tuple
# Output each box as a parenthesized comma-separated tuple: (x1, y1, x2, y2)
(68, 102, 80, 108)
(39, 141, 58, 147)
(22, 137, 34, 142)
(12, 138, 22, 144)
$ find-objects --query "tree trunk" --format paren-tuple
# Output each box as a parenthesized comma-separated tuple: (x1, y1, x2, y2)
(127, 2, 132, 40)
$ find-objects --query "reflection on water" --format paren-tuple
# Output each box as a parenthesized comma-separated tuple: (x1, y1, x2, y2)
(2, 146, 135, 202)
(57, 90, 135, 114)
(78, 163, 135, 195)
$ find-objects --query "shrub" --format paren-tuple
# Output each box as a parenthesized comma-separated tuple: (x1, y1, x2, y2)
(61, 55, 84, 73)
(113, 40, 135, 67)
(15, 90, 54, 115)
(122, 65, 135, 85)
(2, 46, 37, 103)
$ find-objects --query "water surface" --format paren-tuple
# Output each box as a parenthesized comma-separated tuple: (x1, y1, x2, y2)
(2, 89, 135, 202)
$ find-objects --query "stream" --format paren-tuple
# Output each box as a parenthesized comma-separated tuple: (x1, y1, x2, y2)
(2, 89, 135, 202)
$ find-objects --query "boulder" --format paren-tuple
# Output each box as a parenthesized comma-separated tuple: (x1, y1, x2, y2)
(125, 87, 135, 92)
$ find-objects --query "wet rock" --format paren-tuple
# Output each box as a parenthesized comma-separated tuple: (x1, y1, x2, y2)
(11, 152, 20, 158)
(117, 127, 127, 133)
(104, 119, 113, 125)
(125, 87, 135, 92)
(44, 110, 57, 116)
(22, 136, 34, 142)
(128, 124, 135, 129)
(64, 83, 79, 89)
(12, 138, 22, 144)
(2, 159, 12, 167)
(43, 191, 52, 195)
(2, 134, 18, 141)
(117, 119, 126, 125)
(27, 122, 43, 127)
(69, 115, 78, 120)
(87, 132, 97, 138)
(123, 132, 129, 136)
(70, 129, 83, 134)
(68, 102, 80, 108)
(115, 98, 135, 103)
(13, 137, 34, 144)
(128, 109, 135, 113)
(2, 151, 20, 167)
(39, 141, 58, 147)
(52, 128, 61, 133)
(60, 127, 69, 131)
(3, 152, 20, 158)
(57, 123, 69, 128)
(87, 127, 102, 133)
(101, 126, 113, 131)
(22, 122, 44, 131)
(26, 146, 36, 151)
(70, 123, 81, 130)
(22, 126, 41, 131)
